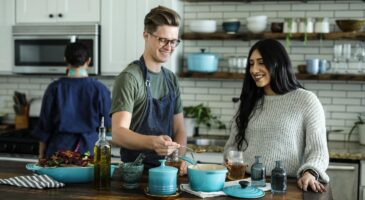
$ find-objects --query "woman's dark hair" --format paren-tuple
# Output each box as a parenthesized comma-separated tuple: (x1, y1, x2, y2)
(234, 39, 303, 150)
(64, 42, 90, 67)
(144, 5, 181, 33)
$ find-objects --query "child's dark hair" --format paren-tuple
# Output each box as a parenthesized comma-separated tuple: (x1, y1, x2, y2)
(64, 42, 90, 67)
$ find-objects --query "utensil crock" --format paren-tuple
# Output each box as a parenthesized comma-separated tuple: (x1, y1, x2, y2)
(148, 160, 177, 195)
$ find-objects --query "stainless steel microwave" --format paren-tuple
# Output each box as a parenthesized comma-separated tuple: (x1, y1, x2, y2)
(12, 24, 100, 75)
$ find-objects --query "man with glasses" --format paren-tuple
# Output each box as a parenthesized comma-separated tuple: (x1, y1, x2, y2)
(110, 6, 186, 174)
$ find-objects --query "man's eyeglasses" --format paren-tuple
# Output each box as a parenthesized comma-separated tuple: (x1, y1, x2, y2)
(148, 32, 181, 48)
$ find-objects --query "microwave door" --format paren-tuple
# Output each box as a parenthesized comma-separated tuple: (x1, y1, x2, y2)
(13, 37, 97, 75)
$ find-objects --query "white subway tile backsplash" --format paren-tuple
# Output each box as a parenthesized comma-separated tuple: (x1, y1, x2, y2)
(196, 94, 221, 101)
(183, 87, 208, 94)
(211, 5, 236, 12)
(318, 90, 346, 97)
(236, 5, 264, 12)
(323, 105, 346, 112)
(347, 106, 365, 113)
(196, 81, 222, 87)
(263, 4, 291, 11)
(335, 10, 364, 18)
(320, 3, 349, 10)
(197, 12, 223, 19)
(185, 5, 210, 12)
(292, 4, 320, 11)
(333, 84, 362, 91)
(208, 88, 235, 95)
(333, 98, 361, 105)
(332, 112, 359, 119)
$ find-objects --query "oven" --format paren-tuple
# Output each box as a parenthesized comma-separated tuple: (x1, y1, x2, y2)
(12, 24, 100, 75)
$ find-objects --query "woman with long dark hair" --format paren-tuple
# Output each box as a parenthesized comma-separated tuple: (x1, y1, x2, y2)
(224, 39, 328, 192)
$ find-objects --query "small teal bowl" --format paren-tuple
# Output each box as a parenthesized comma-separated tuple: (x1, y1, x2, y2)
(222, 21, 241, 34)
(188, 164, 228, 192)
(26, 163, 118, 183)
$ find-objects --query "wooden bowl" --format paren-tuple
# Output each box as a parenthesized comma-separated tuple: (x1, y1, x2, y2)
(336, 20, 365, 32)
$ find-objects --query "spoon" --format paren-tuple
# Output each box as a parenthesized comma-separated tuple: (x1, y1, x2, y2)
(131, 153, 145, 166)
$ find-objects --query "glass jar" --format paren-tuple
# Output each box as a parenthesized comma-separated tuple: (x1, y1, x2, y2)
(251, 155, 266, 187)
(271, 160, 287, 193)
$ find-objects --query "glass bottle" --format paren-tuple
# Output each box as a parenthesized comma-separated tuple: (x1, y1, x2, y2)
(271, 160, 287, 193)
(251, 155, 266, 187)
(94, 116, 111, 189)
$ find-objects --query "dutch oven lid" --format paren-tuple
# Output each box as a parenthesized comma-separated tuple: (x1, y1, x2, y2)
(149, 160, 177, 174)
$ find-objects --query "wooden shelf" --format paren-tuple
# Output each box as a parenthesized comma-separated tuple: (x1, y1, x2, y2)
(182, 32, 365, 41)
(179, 72, 365, 81)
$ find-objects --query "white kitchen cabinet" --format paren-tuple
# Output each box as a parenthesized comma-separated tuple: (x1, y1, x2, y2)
(16, 0, 100, 23)
(100, 0, 183, 75)
(0, 0, 15, 74)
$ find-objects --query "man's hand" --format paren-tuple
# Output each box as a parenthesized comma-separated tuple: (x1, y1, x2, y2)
(152, 135, 180, 156)
(297, 172, 326, 193)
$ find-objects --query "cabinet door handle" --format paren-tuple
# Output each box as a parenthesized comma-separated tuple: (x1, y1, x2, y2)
(327, 165, 356, 171)
(58, 13, 63, 18)
(49, 14, 54, 18)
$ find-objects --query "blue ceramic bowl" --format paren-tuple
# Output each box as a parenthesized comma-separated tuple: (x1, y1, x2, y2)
(26, 163, 118, 183)
(222, 21, 241, 34)
(188, 164, 228, 192)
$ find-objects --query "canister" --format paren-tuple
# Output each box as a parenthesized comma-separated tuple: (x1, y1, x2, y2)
(148, 160, 177, 195)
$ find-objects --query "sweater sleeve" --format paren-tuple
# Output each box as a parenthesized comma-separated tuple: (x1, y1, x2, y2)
(297, 93, 330, 183)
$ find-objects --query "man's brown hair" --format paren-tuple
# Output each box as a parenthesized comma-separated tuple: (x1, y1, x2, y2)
(144, 5, 181, 33)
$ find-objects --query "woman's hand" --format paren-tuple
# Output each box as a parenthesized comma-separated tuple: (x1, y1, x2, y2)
(297, 172, 326, 193)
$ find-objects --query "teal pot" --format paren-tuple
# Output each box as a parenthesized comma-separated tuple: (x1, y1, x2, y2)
(148, 160, 177, 195)
(188, 164, 228, 192)
(187, 49, 219, 73)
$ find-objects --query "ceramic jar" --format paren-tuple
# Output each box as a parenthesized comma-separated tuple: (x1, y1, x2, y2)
(283, 18, 298, 33)
(314, 17, 330, 33)
(298, 18, 314, 33)
(148, 160, 177, 195)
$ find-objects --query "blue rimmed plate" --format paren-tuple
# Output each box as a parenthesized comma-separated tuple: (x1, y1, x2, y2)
(223, 185, 265, 199)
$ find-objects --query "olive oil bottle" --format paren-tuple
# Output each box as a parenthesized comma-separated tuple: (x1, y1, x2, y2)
(94, 117, 111, 189)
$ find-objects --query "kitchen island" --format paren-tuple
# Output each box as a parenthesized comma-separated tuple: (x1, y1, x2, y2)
(0, 161, 332, 200)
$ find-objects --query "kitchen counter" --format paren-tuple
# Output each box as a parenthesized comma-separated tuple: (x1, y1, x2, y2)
(188, 135, 365, 161)
(0, 161, 332, 200)
(328, 141, 365, 160)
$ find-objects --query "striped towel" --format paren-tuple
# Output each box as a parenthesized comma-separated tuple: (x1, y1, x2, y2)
(0, 174, 65, 189)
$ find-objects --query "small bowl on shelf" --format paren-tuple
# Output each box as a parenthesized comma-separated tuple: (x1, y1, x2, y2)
(271, 22, 284, 33)
(336, 19, 365, 32)
(222, 19, 241, 34)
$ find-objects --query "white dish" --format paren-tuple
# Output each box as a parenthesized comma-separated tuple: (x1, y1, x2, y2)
(189, 20, 217, 33)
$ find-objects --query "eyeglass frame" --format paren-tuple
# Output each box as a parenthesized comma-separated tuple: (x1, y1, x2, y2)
(147, 32, 181, 48)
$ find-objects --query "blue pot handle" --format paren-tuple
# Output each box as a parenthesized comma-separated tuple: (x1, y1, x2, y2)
(25, 163, 41, 171)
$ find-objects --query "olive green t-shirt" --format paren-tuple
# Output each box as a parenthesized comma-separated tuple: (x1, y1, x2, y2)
(110, 63, 183, 130)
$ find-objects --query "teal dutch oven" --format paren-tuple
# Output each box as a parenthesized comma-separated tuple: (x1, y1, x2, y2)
(187, 49, 219, 73)
(148, 160, 177, 195)
(188, 164, 228, 192)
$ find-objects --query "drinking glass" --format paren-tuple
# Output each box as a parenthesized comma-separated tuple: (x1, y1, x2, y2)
(342, 43, 351, 73)
(332, 44, 342, 73)
(353, 43, 365, 73)
(224, 150, 248, 180)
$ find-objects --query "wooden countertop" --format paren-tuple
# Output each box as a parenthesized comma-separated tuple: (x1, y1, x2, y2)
(0, 161, 332, 200)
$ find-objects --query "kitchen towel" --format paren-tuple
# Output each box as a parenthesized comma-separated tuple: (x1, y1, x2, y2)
(180, 178, 271, 198)
(0, 174, 65, 189)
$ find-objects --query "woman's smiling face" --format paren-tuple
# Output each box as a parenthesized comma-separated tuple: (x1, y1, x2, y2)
(249, 49, 274, 95)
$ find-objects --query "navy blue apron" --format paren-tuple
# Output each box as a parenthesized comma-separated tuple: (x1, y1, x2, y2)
(120, 56, 176, 168)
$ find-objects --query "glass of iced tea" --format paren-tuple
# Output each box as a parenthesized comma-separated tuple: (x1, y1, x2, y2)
(224, 150, 248, 180)
(165, 149, 182, 172)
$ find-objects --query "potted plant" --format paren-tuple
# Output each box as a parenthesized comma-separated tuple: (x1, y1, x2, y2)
(347, 113, 365, 144)
(183, 104, 226, 137)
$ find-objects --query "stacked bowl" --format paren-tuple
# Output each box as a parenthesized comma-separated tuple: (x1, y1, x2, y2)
(222, 19, 241, 34)
(246, 15, 267, 33)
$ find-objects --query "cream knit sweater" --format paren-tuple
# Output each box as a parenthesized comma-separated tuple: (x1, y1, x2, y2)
(224, 88, 329, 183)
